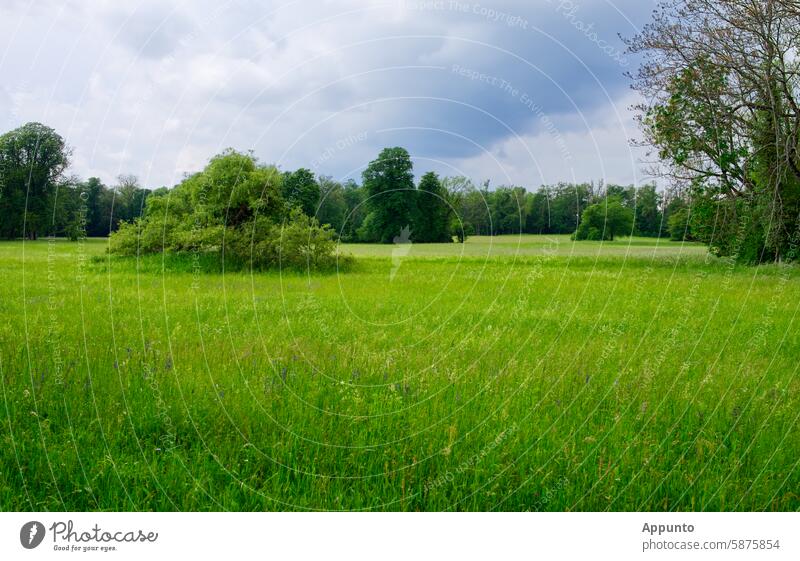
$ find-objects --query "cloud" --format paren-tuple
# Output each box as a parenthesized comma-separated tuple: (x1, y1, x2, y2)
(447, 90, 652, 188)
(0, 0, 657, 189)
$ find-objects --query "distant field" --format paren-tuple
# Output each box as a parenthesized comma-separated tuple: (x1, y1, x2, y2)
(342, 234, 709, 259)
(1, 236, 798, 511)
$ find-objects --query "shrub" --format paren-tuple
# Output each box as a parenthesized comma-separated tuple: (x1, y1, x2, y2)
(271, 208, 339, 270)
(109, 150, 342, 271)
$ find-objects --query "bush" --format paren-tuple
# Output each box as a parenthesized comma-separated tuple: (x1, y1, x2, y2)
(109, 150, 343, 271)
(224, 209, 344, 271)
(271, 209, 339, 270)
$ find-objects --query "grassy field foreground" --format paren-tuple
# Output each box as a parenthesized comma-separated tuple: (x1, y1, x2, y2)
(0, 235, 798, 511)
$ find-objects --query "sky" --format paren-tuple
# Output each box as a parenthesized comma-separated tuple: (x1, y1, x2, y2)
(0, 0, 660, 190)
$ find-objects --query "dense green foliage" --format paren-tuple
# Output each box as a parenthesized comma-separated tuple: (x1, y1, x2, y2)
(438, 179, 666, 242)
(2, 237, 798, 511)
(0, 123, 151, 240)
(108, 150, 340, 271)
(360, 147, 417, 243)
(573, 198, 634, 241)
(0, 121, 671, 251)
(413, 172, 451, 242)
(281, 168, 320, 218)
(0, 122, 70, 240)
(630, 0, 800, 263)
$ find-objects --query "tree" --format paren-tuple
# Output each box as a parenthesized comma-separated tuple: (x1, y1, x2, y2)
(547, 182, 595, 234)
(361, 147, 415, 243)
(413, 171, 452, 242)
(270, 208, 339, 270)
(281, 168, 320, 217)
(340, 179, 367, 242)
(47, 177, 87, 241)
(573, 198, 634, 241)
(0, 122, 71, 239)
(489, 186, 527, 235)
(525, 189, 550, 234)
(443, 178, 492, 237)
(461, 188, 491, 236)
(667, 207, 692, 241)
(110, 174, 149, 231)
(628, 0, 800, 262)
(606, 184, 635, 208)
(316, 176, 347, 235)
(82, 177, 110, 237)
(441, 176, 475, 242)
(631, 183, 664, 237)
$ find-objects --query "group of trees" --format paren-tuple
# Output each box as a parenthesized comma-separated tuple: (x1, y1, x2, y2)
(629, 0, 800, 263)
(447, 180, 674, 241)
(356, 147, 451, 243)
(0, 122, 149, 240)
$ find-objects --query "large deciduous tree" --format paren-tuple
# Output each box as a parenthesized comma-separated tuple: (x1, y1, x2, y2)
(413, 171, 452, 242)
(0, 122, 71, 239)
(361, 147, 416, 243)
(573, 198, 634, 241)
(281, 167, 321, 218)
(316, 176, 348, 235)
(628, 0, 800, 262)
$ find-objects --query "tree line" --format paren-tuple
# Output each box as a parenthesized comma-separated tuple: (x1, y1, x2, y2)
(317, 147, 674, 243)
(0, 123, 679, 251)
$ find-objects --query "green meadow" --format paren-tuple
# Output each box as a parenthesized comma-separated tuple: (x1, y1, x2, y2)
(1, 235, 798, 511)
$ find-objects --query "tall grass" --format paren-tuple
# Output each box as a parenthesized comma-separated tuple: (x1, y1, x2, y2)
(0, 236, 798, 511)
